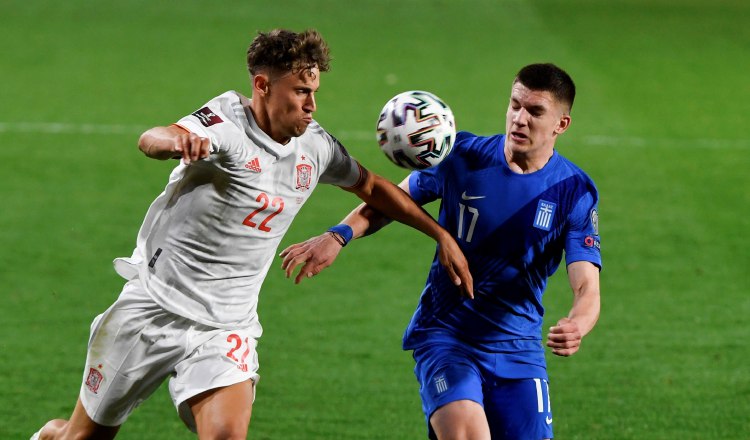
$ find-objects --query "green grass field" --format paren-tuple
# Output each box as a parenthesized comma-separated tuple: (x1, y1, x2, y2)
(2, 0, 749, 438)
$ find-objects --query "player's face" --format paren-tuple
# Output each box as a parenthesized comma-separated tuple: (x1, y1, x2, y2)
(504, 82, 570, 155)
(265, 66, 320, 144)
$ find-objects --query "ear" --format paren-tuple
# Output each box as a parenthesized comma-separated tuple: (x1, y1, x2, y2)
(252, 74, 270, 97)
(555, 114, 572, 135)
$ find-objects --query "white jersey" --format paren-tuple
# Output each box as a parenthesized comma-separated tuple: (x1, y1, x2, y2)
(114, 91, 362, 333)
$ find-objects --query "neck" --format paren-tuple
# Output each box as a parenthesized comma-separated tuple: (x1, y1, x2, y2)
(504, 146, 553, 174)
(249, 99, 290, 145)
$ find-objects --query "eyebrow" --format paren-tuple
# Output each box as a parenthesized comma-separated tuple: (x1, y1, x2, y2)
(526, 104, 546, 114)
(511, 98, 546, 114)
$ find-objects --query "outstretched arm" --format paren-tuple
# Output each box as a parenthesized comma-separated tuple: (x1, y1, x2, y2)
(279, 176, 404, 283)
(280, 171, 473, 298)
(138, 124, 211, 163)
(546, 261, 601, 356)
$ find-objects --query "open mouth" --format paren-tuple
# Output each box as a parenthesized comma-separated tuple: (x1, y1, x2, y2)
(510, 131, 528, 142)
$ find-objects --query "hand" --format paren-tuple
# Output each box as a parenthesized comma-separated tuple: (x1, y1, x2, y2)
(436, 234, 474, 299)
(174, 132, 211, 164)
(279, 233, 344, 284)
(546, 317, 582, 356)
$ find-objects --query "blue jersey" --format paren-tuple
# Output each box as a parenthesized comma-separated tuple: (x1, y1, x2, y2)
(403, 131, 601, 379)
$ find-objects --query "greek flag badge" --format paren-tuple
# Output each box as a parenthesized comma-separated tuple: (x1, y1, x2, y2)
(533, 200, 556, 231)
(434, 375, 448, 394)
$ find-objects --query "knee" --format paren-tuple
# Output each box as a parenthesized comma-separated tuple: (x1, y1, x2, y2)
(199, 429, 248, 440)
(198, 421, 249, 440)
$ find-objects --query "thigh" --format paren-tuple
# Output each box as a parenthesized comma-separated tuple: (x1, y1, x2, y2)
(413, 344, 486, 438)
(188, 380, 255, 440)
(81, 281, 184, 426)
(430, 400, 491, 440)
(484, 378, 553, 440)
(170, 326, 260, 432)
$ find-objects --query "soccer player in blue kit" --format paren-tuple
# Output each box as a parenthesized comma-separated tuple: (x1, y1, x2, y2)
(281, 63, 601, 440)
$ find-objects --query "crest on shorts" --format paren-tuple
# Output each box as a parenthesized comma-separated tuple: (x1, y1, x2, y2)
(85, 367, 104, 394)
(295, 163, 313, 192)
(434, 375, 448, 394)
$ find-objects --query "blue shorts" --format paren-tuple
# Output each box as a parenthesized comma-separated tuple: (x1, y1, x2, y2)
(413, 342, 553, 440)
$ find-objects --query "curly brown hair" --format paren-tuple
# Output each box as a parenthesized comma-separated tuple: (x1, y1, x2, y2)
(246, 29, 331, 76)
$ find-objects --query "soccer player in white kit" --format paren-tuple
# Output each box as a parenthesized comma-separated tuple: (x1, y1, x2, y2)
(32, 29, 473, 440)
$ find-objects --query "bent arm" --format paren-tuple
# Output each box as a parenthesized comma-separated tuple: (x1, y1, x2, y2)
(344, 170, 471, 293)
(280, 174, 407, 283)
(546, 261, 601, 356)
(138, 124, 210, 163)
(566, 260, 601, 337)
(281, 168, 472, 297)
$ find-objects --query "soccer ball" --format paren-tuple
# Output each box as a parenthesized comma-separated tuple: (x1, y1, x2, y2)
(376, 90, 456, 169)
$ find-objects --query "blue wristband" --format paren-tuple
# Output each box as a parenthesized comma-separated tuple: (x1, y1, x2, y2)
(327, 224, 353, 246)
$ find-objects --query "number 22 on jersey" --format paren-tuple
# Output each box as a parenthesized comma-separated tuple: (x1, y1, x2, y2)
(243, 192, 284, 232)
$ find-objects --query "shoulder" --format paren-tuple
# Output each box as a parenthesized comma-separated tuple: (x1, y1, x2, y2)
(446, 131, 505, 168)
(556, 153, 597, 184)
(192, 91, 242, 115)
(207, 91, 247, 123)
(302, 120, 334, 149)
(181, 91, 247, 136)
(554, 152, 599, 201)
(301, 121, 345, 153)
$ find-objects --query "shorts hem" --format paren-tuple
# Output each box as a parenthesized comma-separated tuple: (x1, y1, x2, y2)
(79, 388, 129, 428)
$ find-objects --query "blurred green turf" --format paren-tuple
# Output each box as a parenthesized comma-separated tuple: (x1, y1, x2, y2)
(1, 0, 748, 438)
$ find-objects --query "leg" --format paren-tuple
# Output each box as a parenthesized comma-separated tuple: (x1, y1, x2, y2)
(37, 398, 120, 440)
(188, 380, 254, 440)
(35, 281, 184, 440)
(170, 326, 260, 434)
(430, 399, 491, 440)
(412, 344, 489, 440)
(484, 378, 553, 440)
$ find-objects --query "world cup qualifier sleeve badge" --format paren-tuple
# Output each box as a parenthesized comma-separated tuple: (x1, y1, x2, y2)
(191, 106, 224, 127)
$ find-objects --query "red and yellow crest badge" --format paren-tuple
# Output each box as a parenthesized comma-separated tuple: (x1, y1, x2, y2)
(85, 366, 104, 394)
(295, 163, 313, 191)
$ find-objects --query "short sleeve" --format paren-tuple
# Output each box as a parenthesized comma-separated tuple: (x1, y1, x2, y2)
(174, 96, 245, 157)
(319, 132, 364, 188)
(564, 191, 602, 269)
(408, 161, 446, 205)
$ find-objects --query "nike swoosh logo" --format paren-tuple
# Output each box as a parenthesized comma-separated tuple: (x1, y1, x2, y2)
(545, 416, 553, 425)
(461, 191, 485, 201)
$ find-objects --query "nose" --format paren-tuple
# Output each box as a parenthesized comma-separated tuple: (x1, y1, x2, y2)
(512, 107, 529, 126)
(304, 93, 316, 113)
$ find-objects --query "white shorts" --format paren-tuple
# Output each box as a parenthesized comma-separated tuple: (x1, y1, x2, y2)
(79, 279, 260, 431)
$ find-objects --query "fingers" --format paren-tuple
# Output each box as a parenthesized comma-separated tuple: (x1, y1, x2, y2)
(445, 263, 474, 299)
(294, 261, 319, 284)
(280, 234, 344, 284)
(435, 237, 474, 299)
(283, 252, 323, 284)
(458, 265, 474, 299)
(174, 134, 210, 164)
(546, 334, 580, 356)
(282, 249, 307, 279)
(546, 318, 582, 356)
